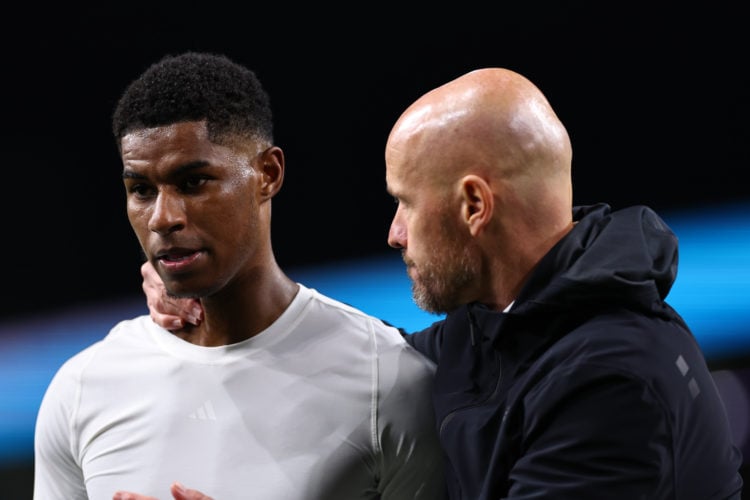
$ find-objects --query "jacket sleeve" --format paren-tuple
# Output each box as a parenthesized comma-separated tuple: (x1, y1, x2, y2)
(401, 321, 446, 365)
(506, 362, 744, 498)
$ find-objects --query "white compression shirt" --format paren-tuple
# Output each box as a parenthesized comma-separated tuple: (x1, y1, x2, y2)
(33, 284, 444, 500)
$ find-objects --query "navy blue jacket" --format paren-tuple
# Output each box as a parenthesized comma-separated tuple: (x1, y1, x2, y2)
(406, 204, 744, 499)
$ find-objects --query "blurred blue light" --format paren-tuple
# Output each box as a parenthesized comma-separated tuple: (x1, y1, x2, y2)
(2, 202, 749, 466)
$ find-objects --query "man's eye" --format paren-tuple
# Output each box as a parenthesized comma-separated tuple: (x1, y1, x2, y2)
(128, 184, 153, 197)
(183, 176, 208, 190)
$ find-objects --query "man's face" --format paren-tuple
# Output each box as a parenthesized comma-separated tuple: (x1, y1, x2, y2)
(406, 209, 480, 314)
(386, 162, 480, 315)
(121, 120, 267, 299)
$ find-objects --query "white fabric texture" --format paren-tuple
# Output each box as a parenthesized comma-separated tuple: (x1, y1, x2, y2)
(34, 285, 443, 499)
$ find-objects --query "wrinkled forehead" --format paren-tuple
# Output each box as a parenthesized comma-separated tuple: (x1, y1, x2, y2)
(386, 122, 466, 192)
(385, 141, 450, 206)
(384, 130, 416, 196)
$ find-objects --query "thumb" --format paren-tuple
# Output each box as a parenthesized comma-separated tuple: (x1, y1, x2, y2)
(171, 482, 213, 500)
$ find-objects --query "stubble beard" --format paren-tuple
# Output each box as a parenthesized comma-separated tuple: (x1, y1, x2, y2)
(409, 235, 480, 315)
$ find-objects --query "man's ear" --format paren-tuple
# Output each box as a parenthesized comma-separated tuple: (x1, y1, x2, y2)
(259, 146, 285, 198)
(460, 175, 493, 237)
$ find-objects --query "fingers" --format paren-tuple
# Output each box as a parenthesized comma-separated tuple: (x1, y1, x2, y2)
(112, 483, 213, 500)
(113, 491, 157, 500)
(140, 261, 203, 329)
(151, 310, 190, 331)
(171, 482, 214, 500)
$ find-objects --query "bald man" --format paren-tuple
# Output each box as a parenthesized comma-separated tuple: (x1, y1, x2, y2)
(143, 68, 744, 499)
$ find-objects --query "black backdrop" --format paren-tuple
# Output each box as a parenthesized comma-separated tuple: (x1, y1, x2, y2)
(3, 3, 747, 321)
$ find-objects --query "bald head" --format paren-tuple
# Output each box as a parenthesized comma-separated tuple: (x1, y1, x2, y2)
(387, 67, 571, 192)
(385, 68, 576, 310)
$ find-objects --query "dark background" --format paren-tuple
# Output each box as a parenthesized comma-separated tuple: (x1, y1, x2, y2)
(3, 3, 747, 323)
(2, 3, 748, 497)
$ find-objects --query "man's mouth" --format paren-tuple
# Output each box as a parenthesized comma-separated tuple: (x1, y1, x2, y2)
(154, 248, 203, 272)
(161, 252, 196, 262)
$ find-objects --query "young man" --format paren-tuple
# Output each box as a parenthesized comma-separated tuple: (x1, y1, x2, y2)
(32, 52, 445, 500)
(145, 67, 744, 498)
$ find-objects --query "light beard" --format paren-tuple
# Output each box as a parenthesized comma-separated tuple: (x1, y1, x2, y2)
(409, 235, 480, 315)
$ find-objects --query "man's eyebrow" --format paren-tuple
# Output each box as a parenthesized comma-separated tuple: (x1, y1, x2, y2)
(122, 171, 144, 180)
(122, 160, 211, 180)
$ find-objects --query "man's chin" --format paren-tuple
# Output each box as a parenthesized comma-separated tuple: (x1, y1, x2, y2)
(164, 284, 204, 300)
(412, 288, 444, 315)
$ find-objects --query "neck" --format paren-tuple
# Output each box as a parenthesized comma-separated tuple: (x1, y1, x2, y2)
(174, 267, 299, 347)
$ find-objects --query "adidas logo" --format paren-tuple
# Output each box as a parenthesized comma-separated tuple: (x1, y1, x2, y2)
(188, 400, 217, 420)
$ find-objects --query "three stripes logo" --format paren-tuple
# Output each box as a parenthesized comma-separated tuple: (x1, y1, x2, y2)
(188, 400, 217, 420)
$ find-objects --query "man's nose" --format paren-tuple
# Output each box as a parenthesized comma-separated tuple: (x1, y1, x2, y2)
(148, 191, 186, 235)
(387, 214, 406, 249)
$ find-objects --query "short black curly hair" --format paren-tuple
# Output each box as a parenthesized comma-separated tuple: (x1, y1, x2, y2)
(112, 51, 273, 147)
